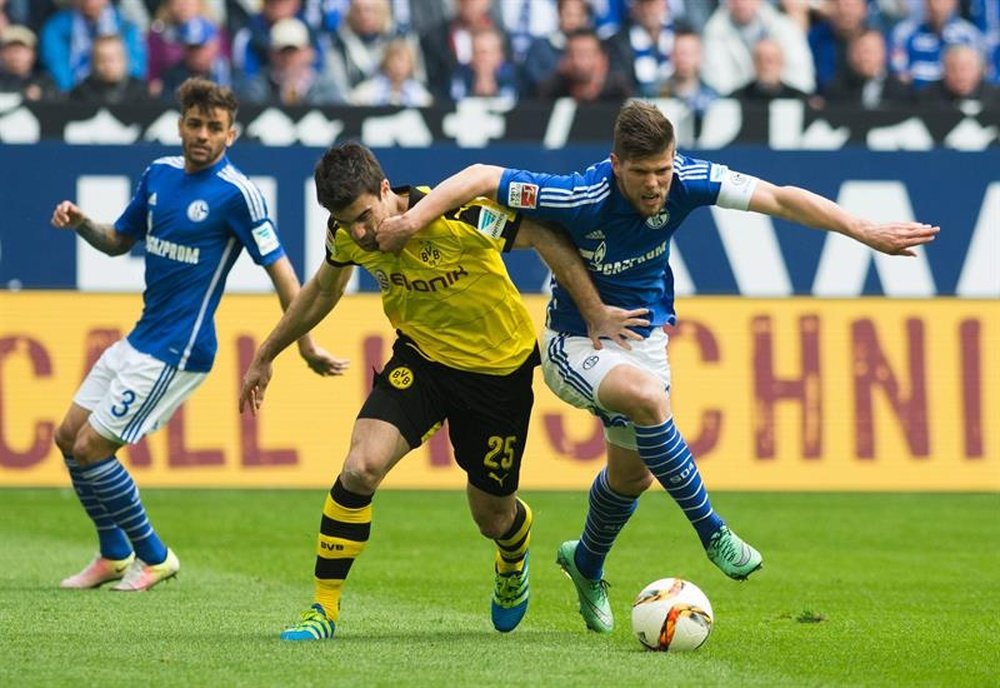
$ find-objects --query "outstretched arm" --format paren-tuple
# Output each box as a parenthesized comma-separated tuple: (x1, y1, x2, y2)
(240, 261, 353, 415)
(264, 257, 349, 377)
(514, 220, 649, 350)
(376, 164, 505, 252)
(748, 181, 939, 256)
(50, 200, 136, 256)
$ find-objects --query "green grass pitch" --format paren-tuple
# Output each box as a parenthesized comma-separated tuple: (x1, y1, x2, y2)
(2, 488, 997, 687)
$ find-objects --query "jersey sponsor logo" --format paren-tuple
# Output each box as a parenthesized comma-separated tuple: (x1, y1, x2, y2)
(373, 265, 469, 293)
(584, 230, 605, 240)
(145, 234, 200, 265)
(507, 182, 538, 209)
(590, 241, 668, 276)
(645, 209, 670, 229)
(387, 366, 414, 389)
(187, 199, 210, 222)
(251, 221, 280, 255)
(476, 207, 508, 239)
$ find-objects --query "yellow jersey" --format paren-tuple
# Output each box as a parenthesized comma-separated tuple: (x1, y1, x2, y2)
(325, 187, 537, 375)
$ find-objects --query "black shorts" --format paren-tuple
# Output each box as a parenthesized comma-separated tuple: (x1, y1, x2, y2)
(358, 336, 540, 496)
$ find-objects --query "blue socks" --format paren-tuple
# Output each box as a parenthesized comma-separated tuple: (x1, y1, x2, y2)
(63, 454, 132, 560)
(635, 418, 724, 547)
(575, 468, 638, 580)
(80, 457, 168, 565)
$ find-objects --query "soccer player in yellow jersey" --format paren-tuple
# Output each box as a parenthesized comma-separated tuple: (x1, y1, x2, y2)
(238, 142, 648, 640)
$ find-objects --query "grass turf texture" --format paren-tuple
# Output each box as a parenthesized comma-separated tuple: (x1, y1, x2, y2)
(2, 489, 996, 687)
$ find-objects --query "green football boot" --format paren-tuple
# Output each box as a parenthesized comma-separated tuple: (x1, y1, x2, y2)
(706, 525, 763, 580)
(555, 540, 613, 633)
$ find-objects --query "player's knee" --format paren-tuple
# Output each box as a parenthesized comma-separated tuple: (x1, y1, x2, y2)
(626, 385, 669, 425)
(53, 422, 77, 456)
(472, 509, 509, 540)
(340, 457, 386, 494)
(71, 433, 112, 466)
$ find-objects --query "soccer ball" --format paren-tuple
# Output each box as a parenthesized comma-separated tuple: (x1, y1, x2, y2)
(631, 577, 714, 651)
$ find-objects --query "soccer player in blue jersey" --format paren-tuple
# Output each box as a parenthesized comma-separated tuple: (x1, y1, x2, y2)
(376, 100, 940, 633)
(49, 77, 345, 592)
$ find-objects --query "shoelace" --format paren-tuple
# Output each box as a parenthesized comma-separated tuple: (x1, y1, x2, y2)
(495, 570, 527, 604)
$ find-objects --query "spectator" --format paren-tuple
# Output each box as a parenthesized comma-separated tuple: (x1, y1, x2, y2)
(158, 14, 231, 97)
(917, 41, 1000, 106)
(420, 0, 505, 101)
(69, 33, 149, 103)
(701, 0, 815, 96)
(449, 26, 518, 102)
(0, 23, 58, 100)
(381, 0, 448, 37)
(730, 36, 810, 101)
(498, 0, 558, 64)
(824, 27, 913, 106)
(147, 0, 225, 87)
(326, 0, 420, 96)
(349, 35, 431, 105)
(606, 0, 677, 97)
(521, 0, 592, 98)
(890, 0, 985, 87)
(237, 16, 344, 105)
(809, 0, 871, 92)
(539, 27, 631, 101)
(658, 29, 718, 116)
(40, 0, 147, 91)
(232, 0, 321, 79)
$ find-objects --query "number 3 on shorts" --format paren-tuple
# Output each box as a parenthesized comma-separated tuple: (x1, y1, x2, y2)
(111, 389, 137, 418)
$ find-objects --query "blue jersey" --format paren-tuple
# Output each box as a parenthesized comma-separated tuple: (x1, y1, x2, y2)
(114, 154, 285, 372)
(498, 153, 757, 338)
(890, 15, 986, 86)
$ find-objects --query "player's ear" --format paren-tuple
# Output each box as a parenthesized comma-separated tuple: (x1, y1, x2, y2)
(380, 178, 390, 198)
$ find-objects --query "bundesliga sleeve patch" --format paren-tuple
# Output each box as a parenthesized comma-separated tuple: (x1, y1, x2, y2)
(476, 206, 508, 239)
(507, 182, 538, 209)
(252, 221, 280, 255)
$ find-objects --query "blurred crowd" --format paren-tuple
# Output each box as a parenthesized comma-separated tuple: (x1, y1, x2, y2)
(0, 0, 997, 110)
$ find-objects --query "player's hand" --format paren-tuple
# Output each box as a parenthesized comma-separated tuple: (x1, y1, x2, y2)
(857, 221, 939, 256)
(51, 200, 85, 229)
(239, 358, 274, 416)
(375, 213, 419, 253)
(300, 345, 349, 377)
(586, 306, 650, 351)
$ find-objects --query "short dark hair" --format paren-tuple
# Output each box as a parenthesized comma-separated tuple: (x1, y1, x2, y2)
(314, 142, 386, 212)
(612, 100, 675, 161)
(176, 77, 238, 124)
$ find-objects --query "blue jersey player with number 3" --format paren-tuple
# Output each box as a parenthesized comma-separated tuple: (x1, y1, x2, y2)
(376, 100, 939, 634)
(49, 78, 346, 593)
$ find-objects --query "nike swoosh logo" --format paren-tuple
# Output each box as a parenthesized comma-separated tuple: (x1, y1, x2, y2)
(114, 565, 129, 573)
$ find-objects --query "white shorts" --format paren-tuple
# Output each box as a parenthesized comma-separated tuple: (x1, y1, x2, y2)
(540, 328, 671, 451)
(73, 339, 207, 445)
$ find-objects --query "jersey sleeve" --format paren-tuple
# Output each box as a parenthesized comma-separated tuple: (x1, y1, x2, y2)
(677, 153, 758, 211)
(324, 220, 358, 267)
(225, 180, 285, 266)
(446, 197, 522, 252)
(113, 168, 151, 238)
(498, 166, 607, 228)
